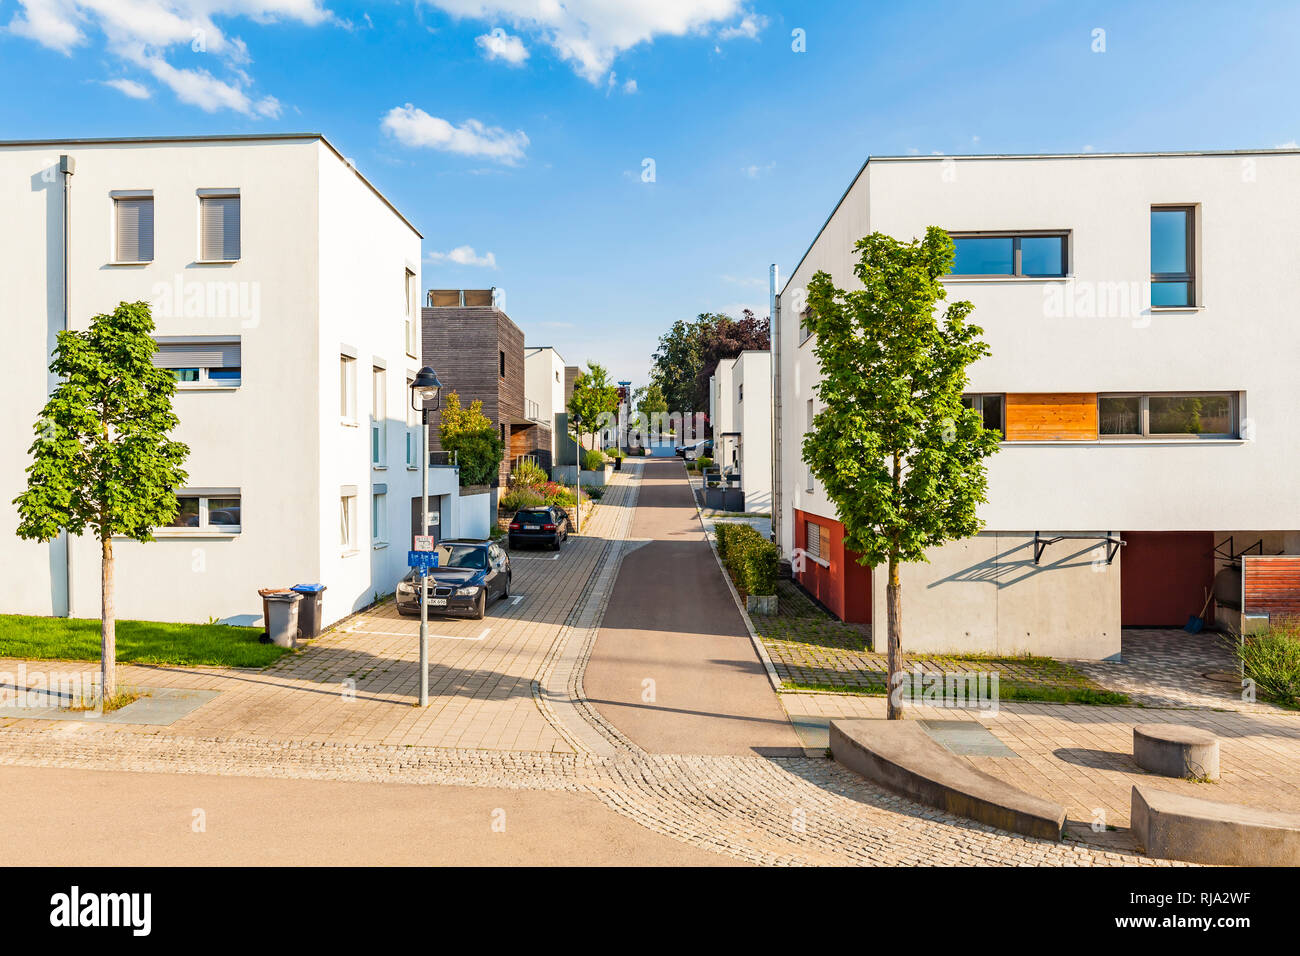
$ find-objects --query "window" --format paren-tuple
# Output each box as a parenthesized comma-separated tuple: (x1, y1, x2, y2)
(799, 308, 813, 344)
(500, 350, 506, 378)
(738, 383, 743, 402)
(154, 338, 241, 387)
(199, 193, 240, 261)
(1099, 392, 1236, 438)
(371, 365, 387, 466)
(805, 521, 823, 561)
(113, 196, 154, 263)
(806, 399, 815, 491)
(406, 375, 420, 468)
(404, 269, 419, 357)
(340, 493, 357, 551)
(1151, 206, 1194, 307)
(164, 492, 241, 533)
(340, 354, 356, 422)
(961, 393, 1005, 436)
(949, 232, 1068, 277)
(372, 492, 387, 546)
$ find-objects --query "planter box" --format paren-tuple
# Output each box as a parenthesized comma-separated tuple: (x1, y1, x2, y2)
(746, 594, 778, 615)
(722, 488, 745, 512)
(704, 487, 725, 510)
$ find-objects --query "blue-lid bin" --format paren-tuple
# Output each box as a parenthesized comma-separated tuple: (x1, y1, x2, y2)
(290, 584, 327, 639)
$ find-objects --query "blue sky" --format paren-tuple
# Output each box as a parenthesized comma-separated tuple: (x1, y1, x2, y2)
(2, 1, 1299, 384)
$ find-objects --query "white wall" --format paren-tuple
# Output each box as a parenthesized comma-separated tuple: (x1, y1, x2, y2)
(524, 346, 567, 459)
(735, 351, 773, 513)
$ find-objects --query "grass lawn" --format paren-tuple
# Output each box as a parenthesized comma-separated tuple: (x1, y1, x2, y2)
(0, 615, 289, 668)
(754, 580, 1130, 706)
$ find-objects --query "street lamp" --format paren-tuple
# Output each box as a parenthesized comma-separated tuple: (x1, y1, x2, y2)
(571, 411, 582, 535)
(409, 366, 442, 708)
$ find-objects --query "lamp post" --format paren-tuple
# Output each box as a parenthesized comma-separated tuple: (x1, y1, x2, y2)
(571, 411, 582, 534)
(410, 365, 442, 707)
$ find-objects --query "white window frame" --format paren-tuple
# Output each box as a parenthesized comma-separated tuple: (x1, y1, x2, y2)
(112, 192, 154, 264)
(340, 493, 357, 553)
(197, 190, 241, 263)
(371, 365, 387, 467)
(340, 354, 357, 424)
(406, 373, 420, 469)
(158, 490, 242, 535)
(372, 491, 388, 548)
(405, 268, 419, 358)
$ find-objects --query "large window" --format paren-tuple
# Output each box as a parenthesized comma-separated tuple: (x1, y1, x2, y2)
(372, 491, 387, 546)
(154, 338, 241, 387)
(164, 492, 241, 533)
(406, 374, 420, 468)
(1151, 206, 1195, 307)
(371, 365, 387, 466)
(950, 232, 1068, 277)
(961, 393, 1005, 436)
(340, 492, 357, 551)
(1099, 392, 1235, 438)
(113, 195, 154, 263)
(405, 268, 419, 357)
(805, 521, 823, 561)
(199, 193, 241, 262)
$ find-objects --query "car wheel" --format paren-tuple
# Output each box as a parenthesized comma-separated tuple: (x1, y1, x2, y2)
(472, 590, 486, 620)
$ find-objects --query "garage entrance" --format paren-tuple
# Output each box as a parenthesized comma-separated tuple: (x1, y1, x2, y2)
(1120, 531, 1215, 627)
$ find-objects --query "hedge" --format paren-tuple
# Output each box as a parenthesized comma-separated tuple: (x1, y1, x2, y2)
(713, 522, 777, 597)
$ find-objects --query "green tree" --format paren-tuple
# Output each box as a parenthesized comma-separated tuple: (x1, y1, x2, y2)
(635, 382, 668, 418)
(803, 228, 1001, 719)
(14, 301, 189, 699)
(439, 392, 504, 486)
(567, 361, 620, 451)
(649, 316, 709, 413)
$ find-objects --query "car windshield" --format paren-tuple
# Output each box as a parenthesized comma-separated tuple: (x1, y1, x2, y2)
(434, 545, 487, 570)
(516, 511, 550, 522)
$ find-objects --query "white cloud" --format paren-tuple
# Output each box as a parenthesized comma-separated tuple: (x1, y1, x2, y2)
(102, 77, 151, 99)
(1275, 140, 1298, 149)
(475, 26, 528, 64)
(427, 245, 498, 268)
(740, 161, 774, 179)
(422, 0, 746, 84)
(623, 77, 637, 93)
(4, 1, 329, 115)
(382, 104, 529, 164)
(718, 11, 767, 41)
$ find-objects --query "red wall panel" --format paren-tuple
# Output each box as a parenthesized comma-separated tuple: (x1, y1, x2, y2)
(794, 509, 871, 624)
(1120, 531, 1215, 627)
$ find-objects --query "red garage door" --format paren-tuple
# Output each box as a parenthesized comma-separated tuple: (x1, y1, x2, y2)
(1120, 532, 1214, 626)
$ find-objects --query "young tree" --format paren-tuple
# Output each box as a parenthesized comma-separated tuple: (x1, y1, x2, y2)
(439, 391, 505, 486)
(567, 362, 620, 451)
(803, 228, 1001, 719)
(14, 301, 189, 700)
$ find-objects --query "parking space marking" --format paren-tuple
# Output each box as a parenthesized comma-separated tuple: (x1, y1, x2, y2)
(510, 595, 524, 606)
(347, 627, 492, 642)
(510, 552, 561, 561)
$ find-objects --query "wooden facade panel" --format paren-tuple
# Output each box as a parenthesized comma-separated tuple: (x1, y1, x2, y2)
(1004, 393, 1098, 441)
(1243, 556, 1300, 619)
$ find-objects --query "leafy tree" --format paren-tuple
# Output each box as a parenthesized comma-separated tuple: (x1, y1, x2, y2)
(439, 391, 504, 486)
(803, 228, 1001, 719)
(14, 301, 189, 699)
(633, 382, 668, 419)
(649, 316, 709, 414)
(694, 309, 770, 411)
(567, 362, 620, 451)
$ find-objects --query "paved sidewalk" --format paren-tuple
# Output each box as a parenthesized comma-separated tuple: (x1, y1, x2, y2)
(584, 459, 803, 756)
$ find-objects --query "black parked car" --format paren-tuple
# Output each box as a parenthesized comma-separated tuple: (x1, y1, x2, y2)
(396, 540, 511, 620)
(507, 506, 570, 551)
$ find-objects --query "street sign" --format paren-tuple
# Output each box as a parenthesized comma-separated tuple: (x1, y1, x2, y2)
(413, 535, 434, 551)
(408, 550, 439, 570)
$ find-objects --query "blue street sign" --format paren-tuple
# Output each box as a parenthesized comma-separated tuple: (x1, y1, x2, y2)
(408, 550, 439, 571)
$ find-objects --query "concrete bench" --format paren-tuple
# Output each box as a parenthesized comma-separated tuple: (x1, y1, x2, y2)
(1133, 723, 1220, 780)
(1132, 785, 1300, 866)
(830, 719, 1066, 840)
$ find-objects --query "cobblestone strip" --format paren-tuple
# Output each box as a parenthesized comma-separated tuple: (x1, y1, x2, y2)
(534, 462, 644, 756)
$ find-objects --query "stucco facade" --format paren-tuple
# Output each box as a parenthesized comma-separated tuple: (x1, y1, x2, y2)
(709, 350, 773, 514)
(774, 149, 1300, 658)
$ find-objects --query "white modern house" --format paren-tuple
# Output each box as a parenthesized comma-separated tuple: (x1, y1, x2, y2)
(0, 133, 436, 629)
(774, 148, 1300, 659)
(524, 345, 568, 466)
(708, 350, 773, 513)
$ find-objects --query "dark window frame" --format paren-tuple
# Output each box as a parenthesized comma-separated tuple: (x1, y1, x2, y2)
(1098, 391, 1236, 440)
(1150, 205, 1196, 307)
(961, 392, 1006, 436)
(948, 231, 1070, 278)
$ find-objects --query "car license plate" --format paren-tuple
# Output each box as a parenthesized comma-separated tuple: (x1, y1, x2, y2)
(429, 598, 447, 607)
(526, 523, 539, 529)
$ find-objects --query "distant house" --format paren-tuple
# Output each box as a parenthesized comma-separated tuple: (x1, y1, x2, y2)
(420, 290, 550, 484)
(524, 346, 568, 467)
(709, 350, 772, 513)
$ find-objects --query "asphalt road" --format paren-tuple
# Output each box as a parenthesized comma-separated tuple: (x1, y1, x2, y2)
(584, 459, 802, 756)
(0, 764, 733, 866)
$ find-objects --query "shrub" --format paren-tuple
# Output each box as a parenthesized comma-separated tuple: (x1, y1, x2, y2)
(743, 539, 779, 596)
(440, 392, 504, 486)
(607, 446, 625, 460)
(586, 485, 605, 500)
(500, 487, 546, 512)
(582, 448, 606, 471)
(714, 522, 774, 594)
(512, 459, 549, 488)
(696, 456, 714, 471)
(1234, 619, 1300, 706)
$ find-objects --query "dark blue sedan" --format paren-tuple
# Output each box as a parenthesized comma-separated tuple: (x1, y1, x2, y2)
(395, 540, 511, 620)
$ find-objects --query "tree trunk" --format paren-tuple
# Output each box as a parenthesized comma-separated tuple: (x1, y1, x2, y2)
(100, 534, 116, 701)
(886, 554, 902, 720)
